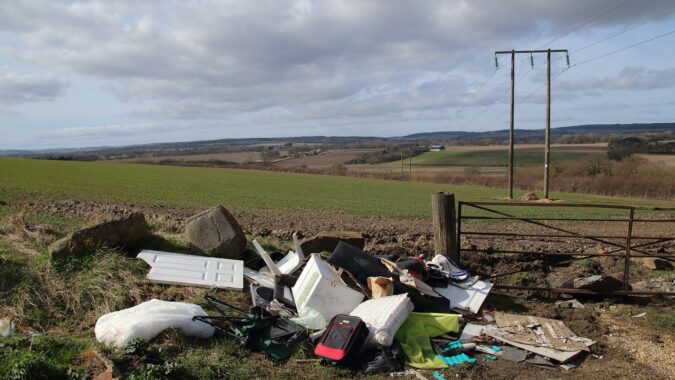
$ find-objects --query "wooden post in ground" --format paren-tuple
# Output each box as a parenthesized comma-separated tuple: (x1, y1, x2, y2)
(432, 192, 457, 262)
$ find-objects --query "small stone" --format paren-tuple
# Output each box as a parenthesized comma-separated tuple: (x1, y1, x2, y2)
(563, 274, 631, 292)
(635, 257, 672, 270)
(0, 318, 14, 337)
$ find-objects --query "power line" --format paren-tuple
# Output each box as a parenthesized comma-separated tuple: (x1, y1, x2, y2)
(478, 67, 570, 130)
(536, 0, 632, 49)
(461, 66, 534, 130)
(453, 68, 498, 118)
(572, 27, 675, 67)
(476, 3, 675, 135)
(574, 6, 675, 54)
(507, 27, 675, 106)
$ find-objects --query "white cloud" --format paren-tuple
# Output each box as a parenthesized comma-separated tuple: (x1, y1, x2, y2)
(2, 0, 673, 120)
(0, 69, 67, 103)
(558, 66, 675, 92)
(32, 124, 189, 139)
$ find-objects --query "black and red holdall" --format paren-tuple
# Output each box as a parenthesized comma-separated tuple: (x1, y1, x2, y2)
(314, 314, 369, 367)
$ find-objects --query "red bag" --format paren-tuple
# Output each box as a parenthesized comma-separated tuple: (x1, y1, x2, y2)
(314, 314, 369, 364)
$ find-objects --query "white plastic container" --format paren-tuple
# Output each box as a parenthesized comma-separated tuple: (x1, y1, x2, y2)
(291, 254, 364, 329)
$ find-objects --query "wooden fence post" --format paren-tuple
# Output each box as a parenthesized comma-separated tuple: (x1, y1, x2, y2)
(432, 192, 457, 261)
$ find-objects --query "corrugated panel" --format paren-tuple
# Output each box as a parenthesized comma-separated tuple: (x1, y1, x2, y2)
(137, 250, 243, 289)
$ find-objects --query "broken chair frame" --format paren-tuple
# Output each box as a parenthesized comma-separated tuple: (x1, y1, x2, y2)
(192, 294, 307, 362)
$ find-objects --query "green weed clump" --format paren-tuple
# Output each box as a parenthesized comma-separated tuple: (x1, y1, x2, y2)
(0, 335, 89, 380)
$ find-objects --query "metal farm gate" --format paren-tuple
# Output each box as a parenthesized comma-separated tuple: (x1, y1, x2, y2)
(456, 201, 675, 296)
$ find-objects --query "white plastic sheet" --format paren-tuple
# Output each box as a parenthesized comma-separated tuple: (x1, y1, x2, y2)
(95, 299, 215, 348)
(434, 279, 493, 314)
(349, 294, 413, 347)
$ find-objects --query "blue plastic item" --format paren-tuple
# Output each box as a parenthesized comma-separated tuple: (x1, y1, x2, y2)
(433, 371, 446, 380)
(437, 353, 476, 366)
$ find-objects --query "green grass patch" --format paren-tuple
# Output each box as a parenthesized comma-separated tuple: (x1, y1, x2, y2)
(503, 272, 537, 287)
(394, 148, 594, 167)
(1, 159, 672, 219)
(0, 335, 90, 380)
(648, 310, 675, 330)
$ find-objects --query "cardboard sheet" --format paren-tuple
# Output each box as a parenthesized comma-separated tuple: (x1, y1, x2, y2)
(484, 325, 582, 363)
(494, 312, 594, 352)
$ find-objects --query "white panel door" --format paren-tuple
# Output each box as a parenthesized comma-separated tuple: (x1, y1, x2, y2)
(137, 250, 243, 289)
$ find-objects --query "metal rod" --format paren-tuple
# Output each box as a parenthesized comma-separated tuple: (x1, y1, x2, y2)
(401, 149, 403, 175)
(597, 238, 673, 257)
(495, 50, 569, 54)
(624, 209, 634, 290)
(461, 216, 630, 222)
(460, 231, 673, 240)
(468, 203, 636, 248)
(492, 284, 674, 297)
(460, 248, 629, 258)
(461, 201, 634, 209)
(456, 201, 463, 266)
(509, 50, 515, 199)
(460, 248, 674, 259)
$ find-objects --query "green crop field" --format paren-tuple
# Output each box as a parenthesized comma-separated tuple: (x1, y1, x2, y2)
(397, 148, 595, 167)
(0, 158, 672, 219)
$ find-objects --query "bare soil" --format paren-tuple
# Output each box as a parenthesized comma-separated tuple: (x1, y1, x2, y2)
(273, 149, 378, 168)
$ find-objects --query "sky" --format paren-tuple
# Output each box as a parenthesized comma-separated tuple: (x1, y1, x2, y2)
(1, 0, 675, 150)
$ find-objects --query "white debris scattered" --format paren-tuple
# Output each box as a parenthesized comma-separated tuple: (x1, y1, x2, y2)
(95, 299, 215, 348)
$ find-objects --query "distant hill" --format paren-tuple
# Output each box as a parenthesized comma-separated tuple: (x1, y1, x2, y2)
(4, 122, 673, 158)
(400, 123, 675, 141)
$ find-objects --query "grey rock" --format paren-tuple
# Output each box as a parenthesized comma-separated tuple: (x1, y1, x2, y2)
(555, 299, 585, 309)
(632, 276, 674, 292)
(300, 231, 366, 254)
(49, 212, 150, 260)
(562, 274, 631, 292)
(185, 205, 246, 259)
(635, 257, 672, 270)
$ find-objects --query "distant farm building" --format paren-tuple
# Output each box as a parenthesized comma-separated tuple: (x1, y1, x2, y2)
(429, 145, 445, 151)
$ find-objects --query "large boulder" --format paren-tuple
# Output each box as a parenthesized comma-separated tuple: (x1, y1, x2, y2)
(185, 205, 246, 259)
(562, 274, 631, 292)
(49, 212, 150, 260)
(300, 231, 366, 254)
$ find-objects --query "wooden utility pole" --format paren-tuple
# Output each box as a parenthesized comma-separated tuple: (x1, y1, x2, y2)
(431, 192, 457, 261)
(495, 49, 568, 199)
(401, 149, 404, 175)
(408, 149, 412, 174)
(544, 49, 552, 199)
(509, 50, 515, 199)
